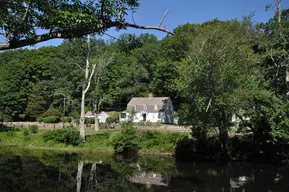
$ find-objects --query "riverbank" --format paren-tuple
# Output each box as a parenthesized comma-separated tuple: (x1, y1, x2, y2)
(0, 128, 185, 155)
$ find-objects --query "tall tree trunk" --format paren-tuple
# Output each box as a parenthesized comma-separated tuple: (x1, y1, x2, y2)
(94, 109, 99, 131)
(79, 34, 96, 142)
(76, 160, 84, 192)
(218, 111, 229, 157)
(80, 90, 86, 142)
(94, 101, 101, 131)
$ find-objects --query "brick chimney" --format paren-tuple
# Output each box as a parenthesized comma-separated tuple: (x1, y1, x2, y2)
(148, 93, 153, 99)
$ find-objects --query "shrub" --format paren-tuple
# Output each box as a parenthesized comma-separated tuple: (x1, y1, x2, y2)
(106, 116, 118, 124)
(23, 129, 29, 136)
(85, 118, 95, 124)
(29, 125, 39, 134)
(0, 125, 15, 132)
(137, 131, 186, 152)
(110, 123, 139, 154)
(42, 126, 80, 146)
(60, 117, 72, 123)
(36, 116, 44, 123)
(37, 109, 62, 123)
(38, 116, 60, 123)
(107, 112, 120, 123)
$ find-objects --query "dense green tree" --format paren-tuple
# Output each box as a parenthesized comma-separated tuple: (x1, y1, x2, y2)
(0, 47, 58, 121)
(258, 9, 289, 97)
(162, 23, 199, 62)
(26, 83, 50, 119)
(176, 20, 260, 155)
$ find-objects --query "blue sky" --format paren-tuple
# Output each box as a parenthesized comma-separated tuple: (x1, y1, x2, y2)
(24, 0, 289, 48)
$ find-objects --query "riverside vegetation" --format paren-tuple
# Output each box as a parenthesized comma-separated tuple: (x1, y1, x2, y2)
(1, 123, 289, 164)
(0, 124, 188, 155)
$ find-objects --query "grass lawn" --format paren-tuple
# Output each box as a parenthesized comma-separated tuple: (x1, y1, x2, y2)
(0, 127, 188, 155)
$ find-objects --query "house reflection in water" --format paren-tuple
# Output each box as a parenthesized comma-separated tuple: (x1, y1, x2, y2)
(130, 172, 171, 189)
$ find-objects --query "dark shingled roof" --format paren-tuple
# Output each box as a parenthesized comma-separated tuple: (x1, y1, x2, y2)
(126, 97, 169, 113)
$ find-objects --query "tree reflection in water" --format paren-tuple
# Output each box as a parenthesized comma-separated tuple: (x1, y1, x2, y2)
(0, 147, 289, 192)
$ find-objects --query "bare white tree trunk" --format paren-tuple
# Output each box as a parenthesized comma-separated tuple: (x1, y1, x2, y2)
(94, 103, 99, 131)
(80, 90, 86, 141)
(76, 160, 84, 192)
(79, 34, 96, 142)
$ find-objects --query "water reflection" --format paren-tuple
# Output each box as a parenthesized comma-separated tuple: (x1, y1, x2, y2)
(0, 147, 289, 192)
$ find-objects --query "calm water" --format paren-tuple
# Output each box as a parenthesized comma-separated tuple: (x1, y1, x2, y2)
(0, 147, 289, 192)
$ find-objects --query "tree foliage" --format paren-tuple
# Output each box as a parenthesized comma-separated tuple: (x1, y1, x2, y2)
(0, 0, 172, 50)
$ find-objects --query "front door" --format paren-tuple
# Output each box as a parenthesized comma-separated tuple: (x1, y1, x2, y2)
(142, 113, 147, 121)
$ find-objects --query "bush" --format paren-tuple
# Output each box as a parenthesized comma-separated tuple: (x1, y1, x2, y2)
(106, 116, 118, 124)
(23, 129, 29, 136)
(60, 117, 72, 123)
(0, 125, 18, 132)
(85, 118, 95, 124)
(110, 123, 139, 154)
(137, 131, 186, 152)
(107, 112, 120, 123)
(36, 116, 44, 122)
(37, 116, 60, 123)
(37, 108, 62, 123)
(29, 125, 39, 134)
(42, 126, 80, 146)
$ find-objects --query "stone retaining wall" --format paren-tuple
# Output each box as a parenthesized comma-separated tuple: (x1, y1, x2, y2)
(2, 122, 188, 132)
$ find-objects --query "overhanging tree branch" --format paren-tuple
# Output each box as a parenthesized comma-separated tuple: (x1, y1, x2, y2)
(0, 21, 174, 51)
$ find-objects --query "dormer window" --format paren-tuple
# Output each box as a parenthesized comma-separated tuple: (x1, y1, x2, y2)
(133, 105, 137, 111)
(143, 104, 147, 110)
(154, 105, 158, 110)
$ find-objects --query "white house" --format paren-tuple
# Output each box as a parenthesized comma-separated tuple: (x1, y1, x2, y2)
(98, 111, 110, 123)
(85, 111, 110, 123)
(119, 94, 175, 124)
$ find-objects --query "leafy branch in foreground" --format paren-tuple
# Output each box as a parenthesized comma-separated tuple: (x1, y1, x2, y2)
(0, 0, 173, 50)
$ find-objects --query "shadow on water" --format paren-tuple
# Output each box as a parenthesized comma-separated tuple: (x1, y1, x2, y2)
(0, 146, 289, 192)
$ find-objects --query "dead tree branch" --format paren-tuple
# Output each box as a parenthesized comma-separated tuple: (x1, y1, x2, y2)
(158, 9, 169, 27)
(0, 21, 174, 51)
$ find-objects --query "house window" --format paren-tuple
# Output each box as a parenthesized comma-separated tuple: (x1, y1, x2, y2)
(143, 105, 147, 110)
(120, 113, 126, 119)
(158, 112, 161, 119)
(154, 105, 158, 110)
(133, 105, 137, 111)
